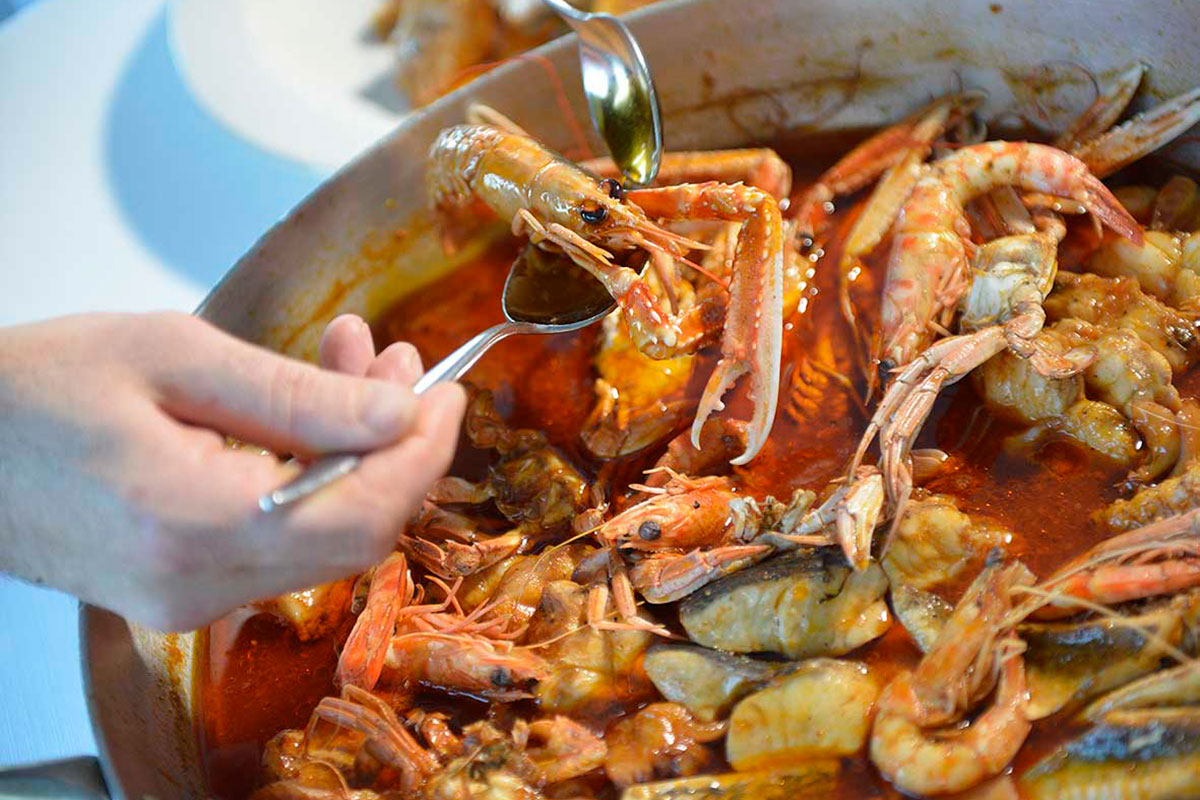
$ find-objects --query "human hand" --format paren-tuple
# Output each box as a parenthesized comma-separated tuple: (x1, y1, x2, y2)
(0, 312, 465, 630)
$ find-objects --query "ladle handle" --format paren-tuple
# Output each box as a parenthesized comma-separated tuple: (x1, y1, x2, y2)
(257, 321, 528, 513)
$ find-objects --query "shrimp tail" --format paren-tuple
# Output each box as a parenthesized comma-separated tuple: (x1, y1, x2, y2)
(1080, 171, 1143, 245)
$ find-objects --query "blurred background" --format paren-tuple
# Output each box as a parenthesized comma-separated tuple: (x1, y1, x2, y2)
(0, 0, 36, 21)
(0, 0, 327, 768)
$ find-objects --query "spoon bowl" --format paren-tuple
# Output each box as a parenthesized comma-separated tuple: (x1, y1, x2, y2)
(502, 243, 616, 325)
(258, 247, 613, 512)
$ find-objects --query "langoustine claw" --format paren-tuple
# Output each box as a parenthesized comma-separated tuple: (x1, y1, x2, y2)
(765, 466, 885, 571)
(625, 182, 785, 464)
(793, 91, 984, 240)
(1075, 85, 1200, 179)
(1053, 62, 1148, 154)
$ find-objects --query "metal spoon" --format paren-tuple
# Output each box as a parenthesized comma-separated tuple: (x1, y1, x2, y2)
(540, 0, 663, 185)
(257, 247, 614, 513)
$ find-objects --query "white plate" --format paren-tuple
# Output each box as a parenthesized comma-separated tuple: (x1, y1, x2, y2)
(167, 0, 408, 170)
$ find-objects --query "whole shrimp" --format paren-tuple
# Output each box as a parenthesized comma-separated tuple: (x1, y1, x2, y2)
(428, 123, 787, 464)
(336, 552, 547, 699)
(878, 75, 1200, 374)
(850, 188, 1101, 521)
(870, 558, 1034, 796)
(878, 141, 1141, 374)
(1024, 507, 1200, 620)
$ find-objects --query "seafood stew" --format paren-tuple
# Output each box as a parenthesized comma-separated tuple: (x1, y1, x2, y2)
(198, 67, 1200, 800)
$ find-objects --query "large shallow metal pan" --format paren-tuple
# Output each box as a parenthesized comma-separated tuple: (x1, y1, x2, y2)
(63, 0, 1200, 796)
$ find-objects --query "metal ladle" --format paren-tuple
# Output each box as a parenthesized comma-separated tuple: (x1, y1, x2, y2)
(541, 0, 663, 185)
(258, 249, 614, 512)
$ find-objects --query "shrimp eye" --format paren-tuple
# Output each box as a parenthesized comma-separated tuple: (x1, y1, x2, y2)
(637, 520, 662, 541)
(600, 178, 623, 200)
(580, 201, 608, 225)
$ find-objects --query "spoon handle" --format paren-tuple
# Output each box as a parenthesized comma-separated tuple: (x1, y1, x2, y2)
(258, 321, 527, 512)
(412, 320, 524, 392)
(540, 0, 590, 24)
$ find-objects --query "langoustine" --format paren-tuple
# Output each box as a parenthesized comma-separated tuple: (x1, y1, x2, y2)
(428, 122, 788, 464)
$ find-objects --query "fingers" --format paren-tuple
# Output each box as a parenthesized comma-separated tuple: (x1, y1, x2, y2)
(135, 314, 460, 625)
(321, 314, 423, 385)
(319, 314, 375, 376)
(152, 316, 419, 456)
(368, 342, 423, 386)
(351, 382, 463, 514)
(245, 383, 467, 588)
(137, 382, 465, 627)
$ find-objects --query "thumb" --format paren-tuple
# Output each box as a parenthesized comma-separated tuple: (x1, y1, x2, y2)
(151, 316, 419, 456)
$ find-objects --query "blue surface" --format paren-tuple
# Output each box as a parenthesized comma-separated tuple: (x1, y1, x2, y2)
(0, 579, 93, 765)
(0, 0, 326, 768)
(0, 0, 38, 22)
(104, 8, 322, 288)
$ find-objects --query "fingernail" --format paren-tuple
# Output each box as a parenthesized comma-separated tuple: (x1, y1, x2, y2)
(361, 382, 413, 436)
(402, 345, 423, 378)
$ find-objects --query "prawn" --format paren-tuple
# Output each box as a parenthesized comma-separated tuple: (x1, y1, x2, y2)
(878, 141, 1140, 374)
(870, 559, 1034, 796)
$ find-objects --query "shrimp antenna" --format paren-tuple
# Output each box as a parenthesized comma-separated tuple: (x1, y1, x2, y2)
(467, 104, 531, 137)
(455, 53, 593, 160)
